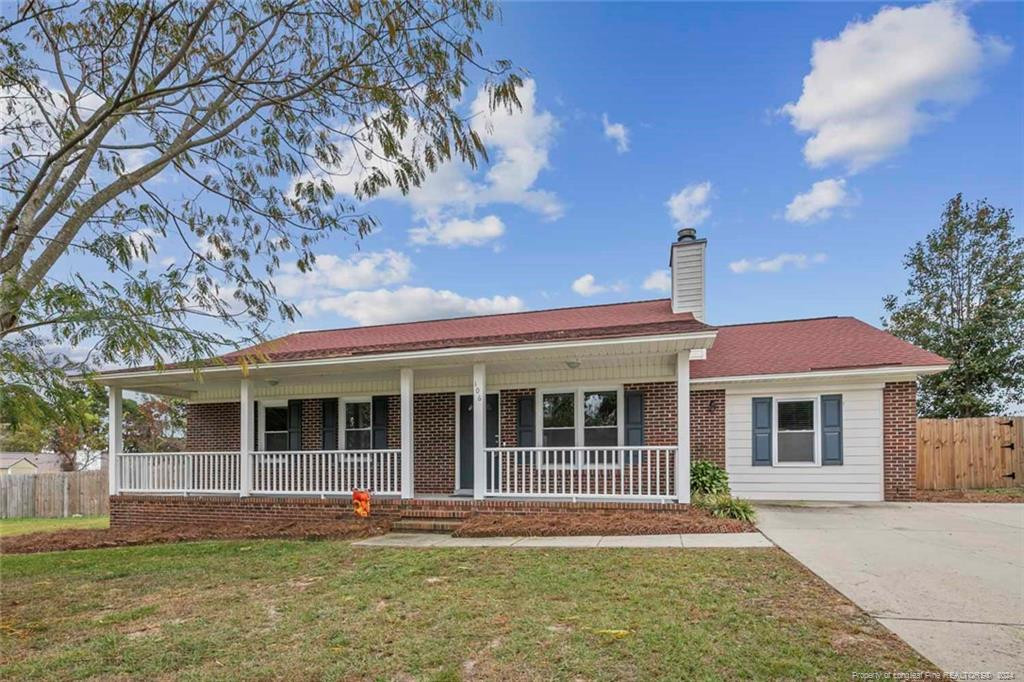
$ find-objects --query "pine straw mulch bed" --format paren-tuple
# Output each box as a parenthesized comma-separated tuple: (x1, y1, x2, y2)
(0, 518, 391, 555)
(453, 508, 753, 537)
(914, 487, 1024, 503)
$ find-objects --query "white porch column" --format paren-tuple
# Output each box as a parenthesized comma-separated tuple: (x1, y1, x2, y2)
(472, 363, 486, 500)
(676, 351, 691, 504)
(107, 386, 122, 496)
(239, 379, 253, 497)
(400, 368, 414, 499)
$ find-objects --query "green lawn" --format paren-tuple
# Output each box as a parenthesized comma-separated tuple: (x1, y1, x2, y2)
(0, 538, 931, 680)
(0, 515, 109, 537)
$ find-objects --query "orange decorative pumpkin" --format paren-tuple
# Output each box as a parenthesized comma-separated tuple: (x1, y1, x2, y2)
(352, 489, 371, 517)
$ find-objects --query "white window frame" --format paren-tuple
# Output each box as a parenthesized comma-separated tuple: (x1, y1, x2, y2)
(535, 386, 625, 469)
(259, 399, 290, 452)
(772, 396, 820, 467)
(341, 397, 372, 451)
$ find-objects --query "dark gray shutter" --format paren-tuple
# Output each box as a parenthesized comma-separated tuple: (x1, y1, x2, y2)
(624, 390, 644, 465)
(372, 396, 389, 449)
(321, 398, 339, 450)
(253, 401, 259, 450)
(288, 399, 302, 450)
(517, 394, 535, 447)
(625, 391, 644, 446)
(752, 397, 772, 466)
(821, 394, 843, 465)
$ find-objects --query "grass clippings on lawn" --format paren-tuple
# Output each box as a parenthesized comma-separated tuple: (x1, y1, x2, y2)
(0, 518, 389, 554)
(455, 509, 753, 538)
(915, 487, 1024, 503)
(0, 539, 933, 680)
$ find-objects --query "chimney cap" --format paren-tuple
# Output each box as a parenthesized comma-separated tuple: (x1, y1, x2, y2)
(677, 227, 697, 242)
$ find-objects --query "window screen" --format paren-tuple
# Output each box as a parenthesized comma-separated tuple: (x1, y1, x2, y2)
(777, 400, 814, 463)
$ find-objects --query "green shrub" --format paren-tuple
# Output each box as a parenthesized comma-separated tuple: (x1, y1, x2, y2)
(690, 460, 729, 495)
(693, 493, 756, 523)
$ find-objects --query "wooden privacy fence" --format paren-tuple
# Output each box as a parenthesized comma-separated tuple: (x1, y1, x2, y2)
(917, 417, 1023, 491)
(0, 470, 109, 518)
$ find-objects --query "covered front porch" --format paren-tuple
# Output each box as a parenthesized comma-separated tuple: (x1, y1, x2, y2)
(101, 331, 714, 504)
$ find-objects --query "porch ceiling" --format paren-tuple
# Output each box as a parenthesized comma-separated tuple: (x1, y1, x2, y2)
(96, 333, 713, 399)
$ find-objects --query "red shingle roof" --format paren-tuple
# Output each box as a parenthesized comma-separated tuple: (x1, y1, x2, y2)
(227, 299, 712, 362)
(692, 316, 947, 379)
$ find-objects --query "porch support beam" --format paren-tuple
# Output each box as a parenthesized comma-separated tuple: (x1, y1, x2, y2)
(400, 368, 414, 499)
(472, 363, 486, 500)
(239, 379, 253, 497)
(107, 386, 122, 496)
(676, 351, 691, 504)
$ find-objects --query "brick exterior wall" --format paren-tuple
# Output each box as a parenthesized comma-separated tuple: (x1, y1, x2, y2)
(300, 399, 323, 450)
(386, 395, 401, 449)
(413, 392, 456, 494)
(883, 381, 917, 501)
(186, 402, 240, 451)
(623, 382, 676, 446)
(690, 389, 726, 467)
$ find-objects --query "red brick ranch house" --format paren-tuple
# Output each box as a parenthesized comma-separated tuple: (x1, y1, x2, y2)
(96, 229, 947, 525)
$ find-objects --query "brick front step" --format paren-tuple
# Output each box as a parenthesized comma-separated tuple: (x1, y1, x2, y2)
(391, 519, 463, 534)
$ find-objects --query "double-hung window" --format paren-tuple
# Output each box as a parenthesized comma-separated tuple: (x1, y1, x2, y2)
(775, 398, 817, 465)
(262, 402, 289, 452)
(344, 400, 372, 450)
(583, 391, 618, 446)
(542, 393, 575, 446)
(539, 388, 622, 465)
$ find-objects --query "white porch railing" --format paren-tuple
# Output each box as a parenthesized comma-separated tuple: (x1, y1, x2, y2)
(251, 449, 402, 496)
(119, 452, 241, 494)
(485, 446, 677, 499)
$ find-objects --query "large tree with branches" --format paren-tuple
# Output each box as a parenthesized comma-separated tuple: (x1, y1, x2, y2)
(0, 0, 520, 405)
(883, 195, 1023, 417)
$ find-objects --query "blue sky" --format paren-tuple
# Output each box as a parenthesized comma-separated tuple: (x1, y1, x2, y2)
(28, 1, 1024, 346)
(269, 0, 1022, 334)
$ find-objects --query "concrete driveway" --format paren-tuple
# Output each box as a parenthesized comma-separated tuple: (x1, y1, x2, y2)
(756, 502, 1024, 676)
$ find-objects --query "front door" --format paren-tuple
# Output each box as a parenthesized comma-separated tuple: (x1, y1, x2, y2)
(458, 393, 498, 491)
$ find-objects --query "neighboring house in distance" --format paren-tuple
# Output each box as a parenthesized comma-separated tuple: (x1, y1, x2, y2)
(94, 229, 947, 525)
(0, 453, 62, 476)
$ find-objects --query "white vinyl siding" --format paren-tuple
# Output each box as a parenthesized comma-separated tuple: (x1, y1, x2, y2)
(725, 382, 884, 501)
(671, 240, 706, 320)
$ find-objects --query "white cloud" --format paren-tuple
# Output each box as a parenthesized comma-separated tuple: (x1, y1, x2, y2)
(781, 2, 1010, 171)
(408, 215, 505, 247)
(571, 273, 625, 297)
(296, 79, 561, 223)
(785, 178, 853, 223)
(666, 181, 712, 227)
(274, 250, 412, 298)
(729, 253, 828, 274)
(304, 286, 524, 325)
(642, 269, 672, 293)
(601, 114, 630, 153)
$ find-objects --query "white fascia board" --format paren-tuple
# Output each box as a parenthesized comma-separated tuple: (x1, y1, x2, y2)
(95, 330, 719, 384)
(691, 363, 949, 386)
